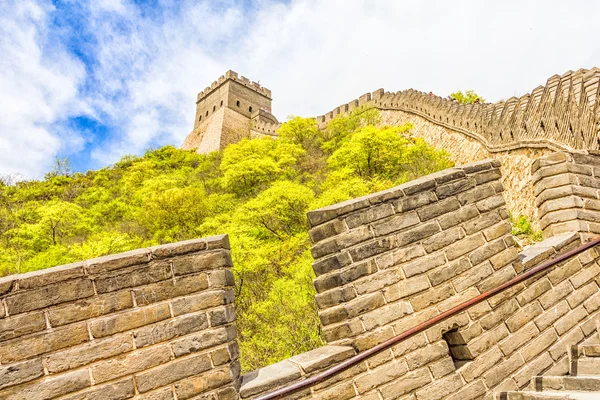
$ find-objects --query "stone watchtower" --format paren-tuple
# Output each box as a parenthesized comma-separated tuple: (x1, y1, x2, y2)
(182, 70, 280, 154)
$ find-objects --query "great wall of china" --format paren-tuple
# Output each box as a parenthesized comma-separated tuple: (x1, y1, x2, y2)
(4, 68, 600, 398)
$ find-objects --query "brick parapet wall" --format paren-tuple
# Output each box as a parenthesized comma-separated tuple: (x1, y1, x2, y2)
(240, 163, 600, 399)
(0, 235, 239, 400)
(306, 159, 515, 349)
(533, 151, 600, 240)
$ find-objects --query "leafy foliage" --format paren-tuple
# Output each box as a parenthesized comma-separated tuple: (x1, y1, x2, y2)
(449, 90, 485, 104)
(0, 107, 453, 372)
(510, 214, 543, 244)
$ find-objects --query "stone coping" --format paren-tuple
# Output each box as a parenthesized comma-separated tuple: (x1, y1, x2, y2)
(518, 232, 580, 270)
(0, 234, 230, 293)
(239, 345, 356, 398)
(306, 158, 499, 227)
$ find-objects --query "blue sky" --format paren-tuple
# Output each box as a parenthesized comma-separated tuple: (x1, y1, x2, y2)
(2, 0, 600, 178)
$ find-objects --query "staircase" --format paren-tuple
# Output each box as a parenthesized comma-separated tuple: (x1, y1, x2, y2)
(496, 344, 600, 399)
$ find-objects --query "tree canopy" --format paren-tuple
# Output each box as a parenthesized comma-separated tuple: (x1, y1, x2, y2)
(0, 107, 453, 372)
(450, 89, 485, 104)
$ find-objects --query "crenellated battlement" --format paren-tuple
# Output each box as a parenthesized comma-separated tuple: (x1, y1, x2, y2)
(197, 70, 272, 103)
(316, 67, 600, 153)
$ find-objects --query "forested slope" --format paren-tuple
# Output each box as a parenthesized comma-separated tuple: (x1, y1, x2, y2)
(0, 107, 453, 371)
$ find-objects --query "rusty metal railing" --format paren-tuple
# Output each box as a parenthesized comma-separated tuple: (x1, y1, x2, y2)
(254, 235, 600, 400)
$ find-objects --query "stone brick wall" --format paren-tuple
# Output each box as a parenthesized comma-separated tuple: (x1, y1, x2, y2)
(239, 160, 600, 399)
(0, 235, 239, 400)
(533, 151, 600, 240)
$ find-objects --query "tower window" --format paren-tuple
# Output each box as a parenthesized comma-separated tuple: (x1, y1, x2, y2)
(213, 106, 216, 112)
(199, 115, 202, 122)
(220, 100, 223, 107)
(236, 100, 240, 107)
(206, 111, 208, 116)
(249, 106, 253, 113)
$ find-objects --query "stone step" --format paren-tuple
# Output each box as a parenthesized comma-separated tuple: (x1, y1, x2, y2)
(497, 391, 600, 399)
(532, 376, 600, 391)
(570, 345, 600, 376)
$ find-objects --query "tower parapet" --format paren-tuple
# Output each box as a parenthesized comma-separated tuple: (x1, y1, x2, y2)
(183, 71, 280, 154)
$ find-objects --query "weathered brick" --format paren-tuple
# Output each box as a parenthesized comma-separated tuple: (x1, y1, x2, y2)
(428, 258, 471, 286)
(567, 282, 598, 309)
(0, 369, 90, 399)
(483, 352, 524, 388)
(438, 204, 479, 230)
(376, 245, 425, 269)
(45, 333, 133, 373)
(516, 278, 551, 306)
(383, 275, 430, 302)
(445, 380, 486, 400)
(16, 262, 85, 290)
(150, 237, 208, 258)
(547, 258, 582, 285)
(469, 238, 506, 266)
(395, 191, 438, 212)
(89, 303, 171, 338)
(60, 378, 135, 400)
(479, 299, 519, 330)
(396, 222, 441, 247)
(520, 329, 557, 362)
(86, 248, 150, 274)
(456, 183, 496, 206)
(353, 269, 401, 295)
(134, 312, 208, 348)
(0, 322, 88, 363)
(0, 358, 44, 390)
(513, 352, 553, 388)
(472, 168, 502, 185)
(410, 283, 455, 311)
(312, 252, 352, 275)
(549, 327, 584, 361)
(534, 300, 569, 331)
(171, 289, 234, 316)
(335, 226, 373, 249)
(340, 260, 378, 284)
(349, 237, 395, 262)
(95, 262, 172, 293)
(372, 211, 420, 237)
(0, 311, 46, 341)
(47, 290, 133, 326)
(354, 360, 409, 393)
(406, 341, 448, 370)
(489, 246, 519, 270)
(5, 278, 94, 315)
(469, 324, 509, 358)
(208, 304, 236, 326)
(445, 234, 485, 261)
(476, 265, 516, 292)
(345, 204, 395, 229)
(483, 221, 512, 242)
(417, 198, 460, 221)
(422, 227, 465, 253)
(476, 194, 506, 213)
(460, 347, 503, 382)
(309, 218, 346, 243)
(453, 261, 493, 293)
(539, 279, 574, 309)
(379, 369, 432, 399)
(499, 322, 539, 356)
(360, 302, 413, 331)
(315, 286, 356, 309)
(415, 373, 463, 400)
(435, 178, 476, 199)
(171, 326, 232, 357)
(174, 367, 232, 400)
(429, 356, 455, 378)
(554, 306, 588, 336)
(133, 274, 209, 306)
(91, 344, 171, 384)
(172, 250, 232, 276)
(136, 353, 212, 393)
(570, 263, 600, 288)
(403, 252, 446, 278)
(506, 302, 543, 333)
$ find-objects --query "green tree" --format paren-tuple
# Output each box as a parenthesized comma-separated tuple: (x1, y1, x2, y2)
(450, 90, 485, 104)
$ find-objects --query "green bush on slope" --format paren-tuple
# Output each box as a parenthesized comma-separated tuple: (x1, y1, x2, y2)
(0, 107, 454, 372)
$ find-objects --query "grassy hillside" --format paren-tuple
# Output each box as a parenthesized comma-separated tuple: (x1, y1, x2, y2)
(0, 107, 453, 372)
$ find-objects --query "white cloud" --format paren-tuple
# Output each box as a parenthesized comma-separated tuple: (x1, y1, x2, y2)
(0, 0, 86, 178)
(4, 0, 600, 176)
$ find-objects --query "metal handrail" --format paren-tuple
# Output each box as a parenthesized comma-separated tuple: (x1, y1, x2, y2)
(254, 235, 600, 400)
